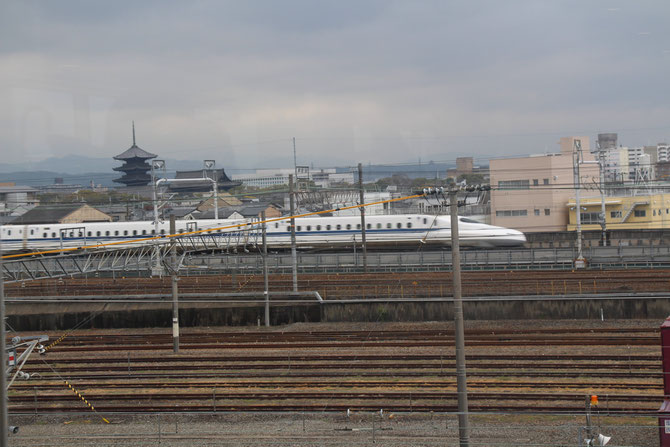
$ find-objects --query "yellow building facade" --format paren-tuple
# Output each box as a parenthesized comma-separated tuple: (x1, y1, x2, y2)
(567, 194, 670, 230)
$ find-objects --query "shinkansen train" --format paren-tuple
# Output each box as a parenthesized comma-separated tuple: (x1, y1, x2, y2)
(0, 214, 526, 253)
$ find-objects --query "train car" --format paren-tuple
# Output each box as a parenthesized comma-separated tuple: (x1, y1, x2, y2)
(0, 214, 526, 253)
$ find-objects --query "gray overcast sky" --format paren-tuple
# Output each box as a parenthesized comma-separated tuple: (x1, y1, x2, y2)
(2, 0, 669, 170)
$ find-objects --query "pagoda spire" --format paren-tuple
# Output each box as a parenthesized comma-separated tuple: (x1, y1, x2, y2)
(132, 121, 136, 146)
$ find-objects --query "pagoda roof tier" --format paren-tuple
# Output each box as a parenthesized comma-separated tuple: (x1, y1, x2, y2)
(113, 122, 157, 160)
(113, 144, 157, 161)
(113, 163, 151, 173)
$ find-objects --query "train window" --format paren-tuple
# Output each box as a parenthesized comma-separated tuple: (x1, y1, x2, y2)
(306, 225, 311, 231)
(336, 224, 341, 230)
(367, 223, 371, 229)
(346, 224, 351, 230)
(297, 226, 301, 231)
(316, 225, 321, 230)
(423, 218, 427, 224)
(133, 230, 137, 235)
(114, 231, 119, 236)
(87, 231, 92, 237)
(124, 230, 128, 236)
(97, 231, 101, 236)
(407, 222, 412, 228)
(6, 230, 10, 236)
(160, 229, 166, 235)
(286, 226, 291, 231)
(69, 232, 73, 237)
(142, 230, 147, 235)
(326, 225, 331, 230)
(78, 231, 83, 237)
(397, 223, 402, 228)
(386, 223, 392, 229)
(105, 231, 109, 236)
(30, 229, 34, 235)
(356, 224, 360, 229)
(43, 233, 47, 238)
(151, 230, 155, 235)
(376, 223, 382, 229)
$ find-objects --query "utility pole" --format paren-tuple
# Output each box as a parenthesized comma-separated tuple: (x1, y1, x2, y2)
(449, 187, 470, 447)
(358, 163, 368, 273)
(0, 234, 8, 446)
(262, 211, 270, 327)
(289, 175, 298, 292)
(169, 215, 179, 353)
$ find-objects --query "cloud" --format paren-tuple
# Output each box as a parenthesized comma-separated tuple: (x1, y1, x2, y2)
(1, 0, 669, 169)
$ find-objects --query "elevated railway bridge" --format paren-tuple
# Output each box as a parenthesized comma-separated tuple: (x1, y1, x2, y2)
(3, 243, 670, 283)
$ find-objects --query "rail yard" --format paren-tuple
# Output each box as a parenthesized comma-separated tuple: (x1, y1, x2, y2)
(3, 264, 669, 446)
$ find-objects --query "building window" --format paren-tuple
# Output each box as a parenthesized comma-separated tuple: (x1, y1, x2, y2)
(610, 211, 622, 218)
(533, 179, 539, 186)
(496, 210, 528, 217)
(580, 212, 601, 224)
(634, 210, 646, 217)
(544, 209, 550, 216)
(543, 179, 549, 185)
(498, 180, 530, 190)
(534, 209, 540, 216)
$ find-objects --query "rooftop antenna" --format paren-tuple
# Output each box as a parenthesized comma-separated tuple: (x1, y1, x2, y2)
(132, 121, 136, 146)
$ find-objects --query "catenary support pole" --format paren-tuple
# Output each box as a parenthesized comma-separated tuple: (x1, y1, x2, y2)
(262, 211, 270, 327)
(573, 139, 585, 267)
(289, 174, 298, 292)
(170, 215, 179, 353)
(0, 234, 8, 446)
(358, 163, 368, 273)
(599, 149, 607, 246)
(449, 188, 470, 447)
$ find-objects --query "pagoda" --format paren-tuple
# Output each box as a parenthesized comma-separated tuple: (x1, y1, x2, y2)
(112, 123, 157, 187)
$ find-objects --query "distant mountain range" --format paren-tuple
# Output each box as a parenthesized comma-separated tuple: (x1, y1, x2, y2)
(0, 155, 223, 188)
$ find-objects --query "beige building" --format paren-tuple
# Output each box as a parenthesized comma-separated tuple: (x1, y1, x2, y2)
(490, 137, 600, 232)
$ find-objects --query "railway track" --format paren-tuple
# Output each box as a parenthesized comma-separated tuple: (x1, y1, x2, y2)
(8, 324, 663, 417)
(8, 269, 670, 298)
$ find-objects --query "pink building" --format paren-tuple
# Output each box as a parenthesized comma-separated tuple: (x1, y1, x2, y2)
(490, 137, 600, 232)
